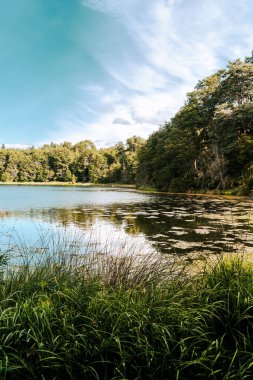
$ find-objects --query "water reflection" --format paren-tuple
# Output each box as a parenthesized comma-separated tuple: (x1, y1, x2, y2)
(0, 217, 154, 265)
(0, 188, 253, 259)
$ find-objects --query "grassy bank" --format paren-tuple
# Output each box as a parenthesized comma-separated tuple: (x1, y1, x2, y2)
(0, 182, 250, 200)
(136, 185, 249, 200)
(0, 251, 252, 379)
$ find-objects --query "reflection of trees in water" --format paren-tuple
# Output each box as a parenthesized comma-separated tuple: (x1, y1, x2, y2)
(49, 208, 97, 228)
(39, 198, 253, 255)
(5, 195, 253, 256)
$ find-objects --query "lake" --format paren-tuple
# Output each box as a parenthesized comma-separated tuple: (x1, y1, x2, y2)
(0, 185, 253, 264)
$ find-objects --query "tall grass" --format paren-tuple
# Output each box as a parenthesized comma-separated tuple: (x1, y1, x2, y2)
(0, 240, 252, 379)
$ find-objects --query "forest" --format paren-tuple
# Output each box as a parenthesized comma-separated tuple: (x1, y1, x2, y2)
(0, 136, 145, 185)
(137, 53, 253, 194)
(2, 54, 253, 194)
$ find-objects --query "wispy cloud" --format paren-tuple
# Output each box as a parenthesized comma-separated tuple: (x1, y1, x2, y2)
(53, 0, 253, 146)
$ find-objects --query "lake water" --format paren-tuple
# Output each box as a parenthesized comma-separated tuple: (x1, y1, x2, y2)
(0, 185, 253, 264)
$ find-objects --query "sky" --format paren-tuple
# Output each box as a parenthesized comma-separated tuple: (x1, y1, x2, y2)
(1, 0, 253, 148)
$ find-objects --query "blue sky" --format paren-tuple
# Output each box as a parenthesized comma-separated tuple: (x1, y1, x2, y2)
(1, 0, 253, 148)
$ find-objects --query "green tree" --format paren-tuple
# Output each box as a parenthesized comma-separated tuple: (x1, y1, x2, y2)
(137, 53, 253, 192)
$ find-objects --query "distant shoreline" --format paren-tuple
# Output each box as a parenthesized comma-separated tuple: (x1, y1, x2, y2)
(0, 181, 250, 199)
(0, 181, 136, 188)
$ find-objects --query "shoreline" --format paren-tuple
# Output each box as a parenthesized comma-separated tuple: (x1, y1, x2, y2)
(0, 181, 251, 199)
(0, 181, 136, 189)
(135, 188, 250, 200)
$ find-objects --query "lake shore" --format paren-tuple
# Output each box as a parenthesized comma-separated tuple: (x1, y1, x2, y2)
(0, 184, 252, 377)
(0, 181, 136, 189)
(0, 181, 251, 199)
(136, 187, 253, 200)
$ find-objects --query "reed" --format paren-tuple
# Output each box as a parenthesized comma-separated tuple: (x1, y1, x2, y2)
(0, 239, 252, 379)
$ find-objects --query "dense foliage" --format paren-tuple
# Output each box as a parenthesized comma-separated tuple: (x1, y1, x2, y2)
(3, 54, 253, 193)
(137, 53, 253, 193)
(0, 136, 145, 184)
(0, 252, 252, 379)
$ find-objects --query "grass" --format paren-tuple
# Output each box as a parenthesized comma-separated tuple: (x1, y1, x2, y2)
(0, 246, 252, 379)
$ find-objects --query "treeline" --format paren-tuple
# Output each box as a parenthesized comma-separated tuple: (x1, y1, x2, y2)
(0, 136, 144, 184)
(137, 52, 253, 193)
(2, 53, 253, 192)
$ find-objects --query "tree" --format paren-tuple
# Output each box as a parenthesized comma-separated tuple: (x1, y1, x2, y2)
(136, 53, 253, 191)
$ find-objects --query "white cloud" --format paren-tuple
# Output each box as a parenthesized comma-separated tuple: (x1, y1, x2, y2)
(107, 64, 170, 93)
(54, 0, 253, 147)
(51, 114, 153, 147)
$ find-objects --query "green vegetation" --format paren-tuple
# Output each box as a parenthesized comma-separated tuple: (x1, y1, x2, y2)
(2, 53, 253, 194)
(137, 52, 253, 193)
(0, 250, 252, 379)
(0, 136, 145, 185)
